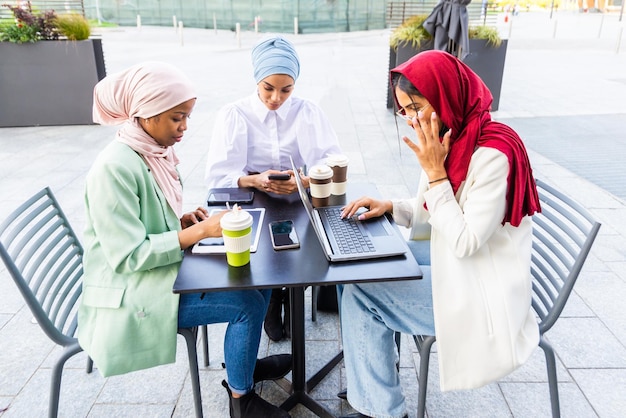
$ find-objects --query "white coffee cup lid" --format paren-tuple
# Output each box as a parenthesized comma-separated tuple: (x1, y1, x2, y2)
(309, 164, 333, 180)
(220, 205, 253, 230)
(326, 154, 349, 167)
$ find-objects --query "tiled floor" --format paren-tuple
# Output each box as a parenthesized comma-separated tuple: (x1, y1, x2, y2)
(1, 10, 626, 418)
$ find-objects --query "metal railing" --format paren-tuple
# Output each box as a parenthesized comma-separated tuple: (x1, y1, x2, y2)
(1, 1, 85, 19)
(386, 0, 499, 28)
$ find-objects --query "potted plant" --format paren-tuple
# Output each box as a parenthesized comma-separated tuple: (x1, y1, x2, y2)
(386, 15, 507, 111)
(386, 14, 433, 108)
(0, 1, 106, 127)
(464, 25, 508, 111)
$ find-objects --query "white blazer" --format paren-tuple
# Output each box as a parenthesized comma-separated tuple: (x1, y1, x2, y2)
(393, 147, 539, 391)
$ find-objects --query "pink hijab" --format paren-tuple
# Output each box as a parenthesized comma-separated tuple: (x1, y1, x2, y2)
(92, 61, 196, 217)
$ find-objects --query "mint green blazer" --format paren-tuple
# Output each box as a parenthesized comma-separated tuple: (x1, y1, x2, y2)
(78, 141, 184, 377)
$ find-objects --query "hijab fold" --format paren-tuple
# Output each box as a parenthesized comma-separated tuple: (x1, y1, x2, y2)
(252, 35, 300, 83)
(391, 50, 540, 226)
(92, 62, 196, 218)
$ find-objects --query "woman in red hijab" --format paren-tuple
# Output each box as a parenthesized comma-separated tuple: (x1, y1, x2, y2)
(338, 50, 541, 418)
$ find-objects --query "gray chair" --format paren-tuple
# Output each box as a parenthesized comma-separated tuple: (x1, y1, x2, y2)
(411, 179, 601, 418)
(0, 187, 203, 418)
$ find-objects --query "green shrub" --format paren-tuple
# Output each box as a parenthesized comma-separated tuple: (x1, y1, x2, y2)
(389, 15, 432, 50)
(390, 15, 503, 51)
(0, 2, 58, 43)
(468, 25, 502, 47)
(55, 13, 91, 41)
(0, 18, 39, 43)
(0, 2, 92, 43)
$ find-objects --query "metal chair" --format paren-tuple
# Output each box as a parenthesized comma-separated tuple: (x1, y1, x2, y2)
(412, 179, 601, 418)
(0, 187, 203, 418)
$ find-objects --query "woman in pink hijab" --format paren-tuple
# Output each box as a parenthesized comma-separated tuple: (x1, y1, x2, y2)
(79, 62, 291, 418)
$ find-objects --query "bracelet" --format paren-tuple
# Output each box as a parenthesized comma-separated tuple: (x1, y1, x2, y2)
(428, 176, 448, 185)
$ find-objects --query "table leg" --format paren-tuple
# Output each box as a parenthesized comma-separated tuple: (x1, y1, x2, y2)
(280, 287, 335, 418)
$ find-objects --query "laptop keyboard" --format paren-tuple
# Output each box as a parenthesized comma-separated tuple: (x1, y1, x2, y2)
(324, 208, 376, 254)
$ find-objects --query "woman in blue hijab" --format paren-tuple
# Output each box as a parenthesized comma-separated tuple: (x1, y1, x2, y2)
(205, 35, 342, 342)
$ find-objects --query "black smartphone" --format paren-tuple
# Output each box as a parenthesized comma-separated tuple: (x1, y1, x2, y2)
(269, 220, 300, 250)
(207, 188, 254, 205)
(268, 173, 291, 181)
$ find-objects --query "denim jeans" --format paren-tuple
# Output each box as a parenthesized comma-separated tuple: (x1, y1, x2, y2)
(340, 240, 434, 418)
(178, 289, 271, 395)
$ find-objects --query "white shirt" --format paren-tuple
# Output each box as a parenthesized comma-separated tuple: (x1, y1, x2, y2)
(205, 91, 341, 188)
(393, 147, 539, 391)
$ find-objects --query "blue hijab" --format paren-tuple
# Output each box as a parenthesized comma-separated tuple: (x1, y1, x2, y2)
(252, 35, 300, 83)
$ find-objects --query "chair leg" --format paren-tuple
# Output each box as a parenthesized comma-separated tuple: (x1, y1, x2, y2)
(86, 356, 94, 374)
(311, 285, 318, 322)
(415, 335, 436, 418)
(540, 336, 561, 418)
(49, 343, 83, 418)
(201, 324, 209, 367)
(179, 327, 203, 418)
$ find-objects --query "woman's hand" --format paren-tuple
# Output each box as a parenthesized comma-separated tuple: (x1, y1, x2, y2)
(403, 111, 451, 181)
(341, 196, 393, 221)
(196, 210, 225, 238)
(178, 209, 225, 249)
(180, 207, 209, 229)
(258, 169, 299, 194)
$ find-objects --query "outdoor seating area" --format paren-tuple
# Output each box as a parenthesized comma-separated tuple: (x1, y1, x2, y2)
(1, 10, 625, 418)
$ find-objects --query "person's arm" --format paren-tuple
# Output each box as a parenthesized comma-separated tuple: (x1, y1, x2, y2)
(296, 100, 342, 168)
(86, 156, 182, 273)
(341, 197, 393, 220)
(178, 208, 225, 249)
(425, 148, 509, 258)
(205, 105, 249, 189)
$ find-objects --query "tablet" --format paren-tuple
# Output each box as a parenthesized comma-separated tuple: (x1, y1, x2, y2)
(191, 208, 265, 254)
(207, 188, 254, 205)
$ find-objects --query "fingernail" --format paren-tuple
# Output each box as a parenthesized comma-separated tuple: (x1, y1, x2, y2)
(358, 214, 365, 221)
(432, 111, 437, 118)
(417, 111, 423, 118)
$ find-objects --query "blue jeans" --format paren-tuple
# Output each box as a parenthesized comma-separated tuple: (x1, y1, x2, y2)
(178, 289, 271, 395)
(340, 240, 434, 418)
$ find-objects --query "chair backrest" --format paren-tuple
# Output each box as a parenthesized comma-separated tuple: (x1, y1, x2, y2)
(531, 179, 601, 335)
(0, 187, 83, 347)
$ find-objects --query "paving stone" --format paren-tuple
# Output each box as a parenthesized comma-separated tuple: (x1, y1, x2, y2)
(1, 10, 625, 418)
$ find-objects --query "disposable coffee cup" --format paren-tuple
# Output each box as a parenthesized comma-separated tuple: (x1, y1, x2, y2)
(309, 164, 333, 208)
(220, 205, 253, 267)
(326, 154, 349, 195)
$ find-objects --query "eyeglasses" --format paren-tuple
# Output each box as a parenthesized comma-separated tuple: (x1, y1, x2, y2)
(395, 103, 431, 121)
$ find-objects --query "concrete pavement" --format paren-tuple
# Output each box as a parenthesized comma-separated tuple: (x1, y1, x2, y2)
(1, 10, 626, 418)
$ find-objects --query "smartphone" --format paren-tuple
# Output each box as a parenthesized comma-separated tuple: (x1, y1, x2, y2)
(269, 220, 300, 250)
(268, 173, 291, 181)
(207, 188, 254, 205)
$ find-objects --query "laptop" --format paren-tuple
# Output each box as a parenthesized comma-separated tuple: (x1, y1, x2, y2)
(290, 156, 407, 262)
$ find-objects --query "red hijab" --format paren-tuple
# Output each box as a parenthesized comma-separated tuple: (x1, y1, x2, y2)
(391, 50, 540, 226)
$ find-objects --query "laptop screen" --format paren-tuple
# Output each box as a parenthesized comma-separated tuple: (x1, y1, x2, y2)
(290, 156, 317, 225)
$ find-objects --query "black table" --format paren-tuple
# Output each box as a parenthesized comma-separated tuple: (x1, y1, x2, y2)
(173, 184, 422, 417)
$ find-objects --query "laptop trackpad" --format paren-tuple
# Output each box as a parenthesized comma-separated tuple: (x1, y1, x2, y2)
(362, 219, 389, 236)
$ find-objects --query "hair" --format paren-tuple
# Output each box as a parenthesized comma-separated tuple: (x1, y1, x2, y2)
(391, 72, 449, 136)
(392, 73, 424, 99)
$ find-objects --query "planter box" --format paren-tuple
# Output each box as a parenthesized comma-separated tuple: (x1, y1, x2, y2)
(386, 40, 434, 109)
(386, 39, 507, 111)
(0, 39, 106, 127)
(462, 39, 508, 111)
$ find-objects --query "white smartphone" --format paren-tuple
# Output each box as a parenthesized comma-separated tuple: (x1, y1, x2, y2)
(269, 220, 300, 250)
